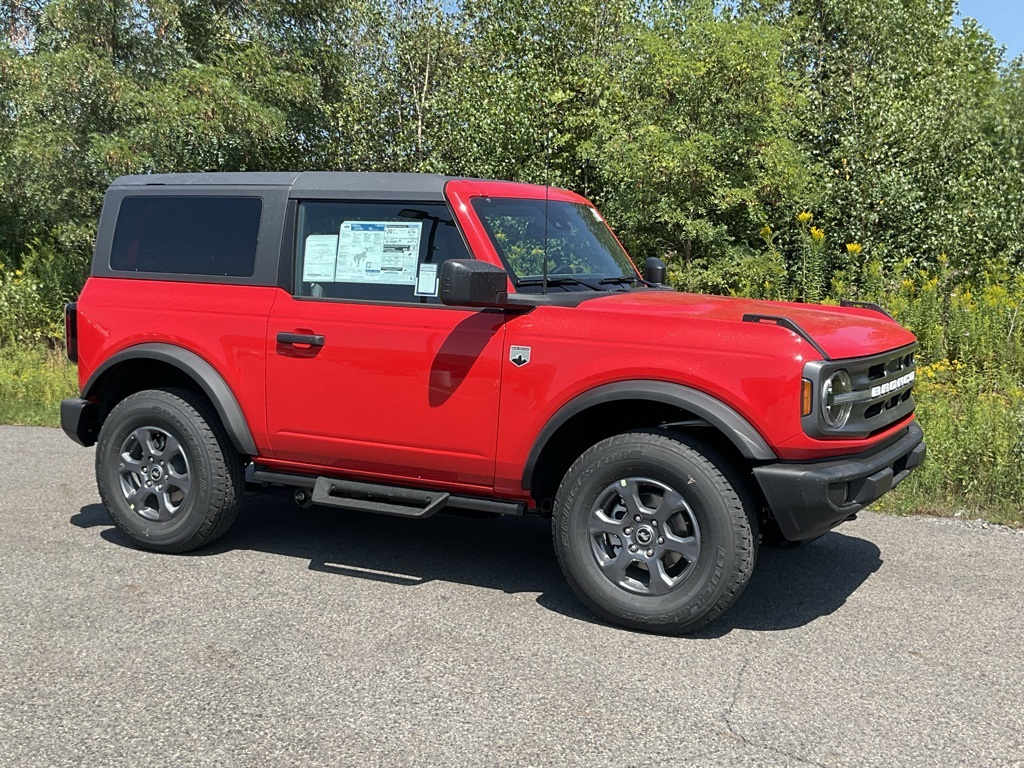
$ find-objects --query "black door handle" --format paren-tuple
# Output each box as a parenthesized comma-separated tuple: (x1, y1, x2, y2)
(277, 332, 325, 347)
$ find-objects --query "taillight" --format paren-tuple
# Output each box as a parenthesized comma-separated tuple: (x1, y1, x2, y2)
(64, 302, 78, 363)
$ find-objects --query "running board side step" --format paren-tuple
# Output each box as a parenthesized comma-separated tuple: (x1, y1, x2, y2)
(312, 477, 448, 519)
(250, 469, 527, 518)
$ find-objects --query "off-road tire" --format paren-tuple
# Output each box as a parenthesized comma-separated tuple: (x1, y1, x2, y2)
(95, 388, 245, 553)
(553, 431, 758, 634)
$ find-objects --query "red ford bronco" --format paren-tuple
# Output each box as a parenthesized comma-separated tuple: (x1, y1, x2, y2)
(61, 173, 925, 634)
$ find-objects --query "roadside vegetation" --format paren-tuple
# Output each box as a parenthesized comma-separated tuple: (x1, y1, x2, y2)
(0, 0, 1021, 525)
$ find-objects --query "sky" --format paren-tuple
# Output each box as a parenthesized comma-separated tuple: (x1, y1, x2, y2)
(957, 0, 1024, 61)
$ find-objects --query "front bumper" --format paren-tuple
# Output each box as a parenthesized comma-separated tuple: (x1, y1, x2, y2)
(60, 397, 100, 447)
(753, 421, 925, 541)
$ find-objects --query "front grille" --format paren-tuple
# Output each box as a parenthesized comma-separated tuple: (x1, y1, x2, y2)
(803, 344, 918, 439)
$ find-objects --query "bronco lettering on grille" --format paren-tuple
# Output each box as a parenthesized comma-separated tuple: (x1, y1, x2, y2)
(871, 371, 916, 398)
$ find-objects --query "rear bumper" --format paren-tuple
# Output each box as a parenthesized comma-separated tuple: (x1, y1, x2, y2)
(753, 421, 925, 541)
(60, 398, 99, 447)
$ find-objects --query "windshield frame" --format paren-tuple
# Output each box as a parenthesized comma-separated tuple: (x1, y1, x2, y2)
(470, 197, 641, 293)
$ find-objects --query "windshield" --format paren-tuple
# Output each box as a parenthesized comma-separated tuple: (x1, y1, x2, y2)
(471, 198, 638, 292)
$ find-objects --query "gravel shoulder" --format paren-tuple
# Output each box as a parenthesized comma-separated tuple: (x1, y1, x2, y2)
(1, 426, 1022, 768)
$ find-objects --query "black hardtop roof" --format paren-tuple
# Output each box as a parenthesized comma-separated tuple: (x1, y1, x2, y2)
(110, 172, 460, 200)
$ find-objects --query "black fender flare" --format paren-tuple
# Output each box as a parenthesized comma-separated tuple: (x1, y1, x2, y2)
(83, 343, 258, 456)
(521, 380, 776, 490)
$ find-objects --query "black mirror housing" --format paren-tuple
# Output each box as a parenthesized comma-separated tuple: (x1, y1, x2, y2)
(440, 260, 511, 308)
(644, 257, 667, 285)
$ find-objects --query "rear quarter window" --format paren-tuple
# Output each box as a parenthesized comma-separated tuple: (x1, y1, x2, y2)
(110, 196, 262, 277)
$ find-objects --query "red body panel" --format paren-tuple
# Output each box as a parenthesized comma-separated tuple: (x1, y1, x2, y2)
(489, 293, 915, 496)
(76, 277, 275, 449)
(263, 291, 504, 489)
(74, 178, 920, 504)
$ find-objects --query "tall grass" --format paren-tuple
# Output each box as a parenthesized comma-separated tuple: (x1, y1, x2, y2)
(878, 262, 1024, 526)
(0, 346, 78, 426)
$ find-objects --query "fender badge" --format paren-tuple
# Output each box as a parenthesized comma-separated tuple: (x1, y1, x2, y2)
(510, 345, 531, 367)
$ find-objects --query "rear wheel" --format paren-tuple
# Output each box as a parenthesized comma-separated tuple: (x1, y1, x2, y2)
(553, 431, 757, 634)
(95, 388, 244, 553)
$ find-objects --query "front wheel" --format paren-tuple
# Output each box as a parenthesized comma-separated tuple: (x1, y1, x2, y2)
(553, 431, 757, 634)
(95, 388, 244, 553)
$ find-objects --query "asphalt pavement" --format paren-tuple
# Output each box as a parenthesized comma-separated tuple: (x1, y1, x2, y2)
(1, 425, 1022, 767)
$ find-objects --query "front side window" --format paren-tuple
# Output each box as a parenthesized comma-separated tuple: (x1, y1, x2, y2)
(295, 201, 470, 303)
(110, 196, 262, 277)
(471, 198, 638, 292)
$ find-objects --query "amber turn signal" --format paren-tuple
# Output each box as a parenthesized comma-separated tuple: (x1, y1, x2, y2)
(801, 379, 813, 416)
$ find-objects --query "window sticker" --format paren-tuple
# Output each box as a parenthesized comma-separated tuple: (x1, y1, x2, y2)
(414, 263, 439, 297)
(335, 221, 423, 285)
(302, 234, 340, 282)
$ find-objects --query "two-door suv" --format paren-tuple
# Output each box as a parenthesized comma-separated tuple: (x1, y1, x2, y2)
(61, 172, 925, 634)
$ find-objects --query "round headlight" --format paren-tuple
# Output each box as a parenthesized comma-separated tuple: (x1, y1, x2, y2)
(822, 370, 853, 429)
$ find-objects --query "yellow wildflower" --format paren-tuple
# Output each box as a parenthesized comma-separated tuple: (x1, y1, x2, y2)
(796, 211, 813, 225)
(810, 226, 825, 242)
(759, 225, 772, 238)
(846, 243, 863, 255)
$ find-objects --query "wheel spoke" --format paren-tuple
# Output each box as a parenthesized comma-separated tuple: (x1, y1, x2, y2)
(130, 427, 156, 458)
(127, 485, 148, 507)
(651, 488, 687, 523)
(167, 470, 190, 496)
(590, 511, 624, 537)
(119, 452, 144, 474)
(647, 557, 675, 596)
(662, 530, 701, 564)
(157, 491, 179, 518)
(128, 486, 159, 520)
(154, 433, 182, 461)
(597, 549, 633, 585)
(615, 478, 644, 518)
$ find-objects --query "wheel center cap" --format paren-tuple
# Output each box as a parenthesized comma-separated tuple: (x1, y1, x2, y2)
(635, 526, 654, 546)
(150, 465, 163, 481)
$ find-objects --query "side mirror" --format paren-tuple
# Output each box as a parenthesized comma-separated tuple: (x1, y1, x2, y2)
(644, 257, 667, 285)
(440, 260, 511, 308)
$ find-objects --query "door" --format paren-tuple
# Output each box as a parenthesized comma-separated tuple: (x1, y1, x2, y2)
(265, 199, 506, 489)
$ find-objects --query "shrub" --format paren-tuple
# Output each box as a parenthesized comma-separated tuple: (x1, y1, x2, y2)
(0, 345, 78, 426)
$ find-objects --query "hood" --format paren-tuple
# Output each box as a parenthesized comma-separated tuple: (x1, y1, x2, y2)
(583, 290, 916, 360)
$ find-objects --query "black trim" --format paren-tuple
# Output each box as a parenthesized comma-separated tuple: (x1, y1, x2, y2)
(753, 422, 925, 541)
(64, 303, 78, 363)
(504, 291, 644, 308)
(111, 171, 456, 199)
(82, 343, 258, 456)
(277, 198, 298, 292)
(277, 332, 325, 347)
(840, 299, 895, 320)
(289, 198, 477, 307)
(290, 172, 455, 201)
(312, 476, 450, 518)
(801, 342, 918, 439)
(521, 380, 776, 490)
(742, 314, 831, 360)
(91, 186, 291, 287)
(250, 468, 527, 516)
(60, 398, 99, 446)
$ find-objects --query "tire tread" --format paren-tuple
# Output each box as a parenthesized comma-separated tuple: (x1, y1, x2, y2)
(552, 430, 758, 634)
(96, 387, 244, 553)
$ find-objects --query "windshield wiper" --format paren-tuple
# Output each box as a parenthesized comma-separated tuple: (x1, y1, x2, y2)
(599, 276, 659, 288)
(516, 277, 604, 291)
